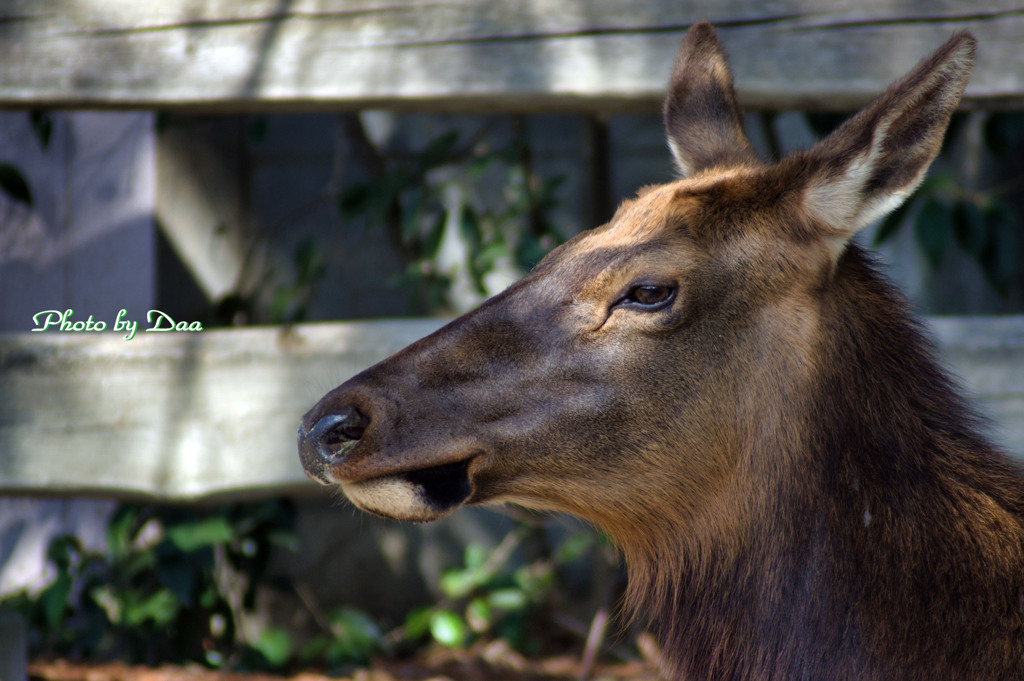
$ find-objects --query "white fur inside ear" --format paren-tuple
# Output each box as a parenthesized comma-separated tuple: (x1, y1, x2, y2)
(802, 37, 971, 260)
(342, 476, 450, 522)
(803, 154, 871, 230)
(667, 138, 693, 177)
(803, 135, 919, 260)
(805, 174, 912, 259)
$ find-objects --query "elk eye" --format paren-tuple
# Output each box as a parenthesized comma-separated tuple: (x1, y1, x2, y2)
(620, 284, 676, 310)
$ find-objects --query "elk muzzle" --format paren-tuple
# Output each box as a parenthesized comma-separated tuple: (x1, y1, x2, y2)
(298, 392, 478, 522)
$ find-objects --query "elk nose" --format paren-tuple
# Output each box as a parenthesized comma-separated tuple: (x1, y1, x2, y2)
(311, 405, 369, 459)
(298, 405, 370, 481)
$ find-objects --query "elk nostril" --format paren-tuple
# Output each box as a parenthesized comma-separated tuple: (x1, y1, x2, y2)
(311, 406, 369, 462)
(324, 421, 365, 444)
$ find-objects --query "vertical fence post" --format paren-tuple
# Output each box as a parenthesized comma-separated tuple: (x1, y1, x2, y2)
(0, 610, 27, 681)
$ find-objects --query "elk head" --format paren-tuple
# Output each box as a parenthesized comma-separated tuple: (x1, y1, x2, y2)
(298, 23, 974, 556)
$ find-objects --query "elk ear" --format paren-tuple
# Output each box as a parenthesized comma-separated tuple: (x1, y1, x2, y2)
(802, 32, 975, 256)
(663, 22, 759, 177)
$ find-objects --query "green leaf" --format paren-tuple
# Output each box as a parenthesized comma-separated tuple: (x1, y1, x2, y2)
(252, 626, 293, 668)
(269, 285, 297, 323)
(422, 211, 447, 260)
(377, 169, 414, 214)
(266, 529, 300, 552)
(916, 172, 958, 196)
(487, 588, 528, 612)
(466, 152, 494, 179)
(985, 198, 1018, 232)
(514, 563, 554, 600)
(464, 542, 489, 572)
(155, 556, 197, 606)
(984, 112, 1024, 156)
(166, 517, 235, 552)
(429, 610, 468, 648)
(952, 200, 989, 258)
(90, 584, 122, 624)
(474, 239, 509, 272)
(30, 111, 53, 149)
(119, 548, 156, 579)
(536, 175, 567, 208)
(42, 573, 73, 629)
(330, 607, 381, 641)
(555, 531, 593, 563)
(199, 585, 220, 609)
(440, 568, 477, 599)
(465, 598, 492, 633)
(0, 163, 33, 207)
(458, 207, 483, 254)
(353, 174, 402, 227)
(417, 131, 460, 172)
(46, 535, 81, 574)
(327, 608, 381, 663)
(124, 588, 179, 627)
(402, 606, 434, 640)
(400, 186, 426, 241)
(298, 635, 328, 663)
(293, 237, 316, 275)
(494, 612, 529, 649)
(292, 237, 325, 285)
(339, 182, 373, 218)
(979, 201, 1019, 296)
(105, 506, 140, 561)
(516, 233, 548, 271)
(913, 198, 953, 269)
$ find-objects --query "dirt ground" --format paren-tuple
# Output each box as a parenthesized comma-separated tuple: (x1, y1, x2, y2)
(30, 640, 669, 681)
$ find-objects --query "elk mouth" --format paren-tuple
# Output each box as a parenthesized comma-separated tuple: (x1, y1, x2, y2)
(339, 457, 476, 523)
(297, 405, 481, 521)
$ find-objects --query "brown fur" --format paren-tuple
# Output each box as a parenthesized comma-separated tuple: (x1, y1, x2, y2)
(299, 23, 1024, 680)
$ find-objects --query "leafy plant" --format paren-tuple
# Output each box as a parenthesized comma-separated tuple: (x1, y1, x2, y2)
(384, 521, 598, 655)
(1, 501, 298, 668)
(0, 162, 33, 207)
(268, 236, 328, 324)
(339, 117, 567, 314)
(0, 111, 54, 207)
(298, 607, 383, 668)
(873, 172, 1019, 296)
(206, 116, 568, 325)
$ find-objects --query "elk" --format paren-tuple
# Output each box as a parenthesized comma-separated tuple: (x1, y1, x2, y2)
(299, 23, 1024, 680)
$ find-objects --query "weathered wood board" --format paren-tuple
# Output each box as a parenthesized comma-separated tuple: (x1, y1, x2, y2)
(0, 317, 1021, 501)
(929, 317, 1024, 454)
(0, 320, 447, 501)
(0, 1, 1022, 112)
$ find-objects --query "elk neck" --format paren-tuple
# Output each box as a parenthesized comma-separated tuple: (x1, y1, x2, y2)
(621, 245, 1024, 680)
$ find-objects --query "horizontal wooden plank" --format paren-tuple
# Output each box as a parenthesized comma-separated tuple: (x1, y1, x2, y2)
(0, 1, 1022, 112)
(928, 317, 1024, 451)
(0, 320, 447, 501)
(0, 317, 1021, 502)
